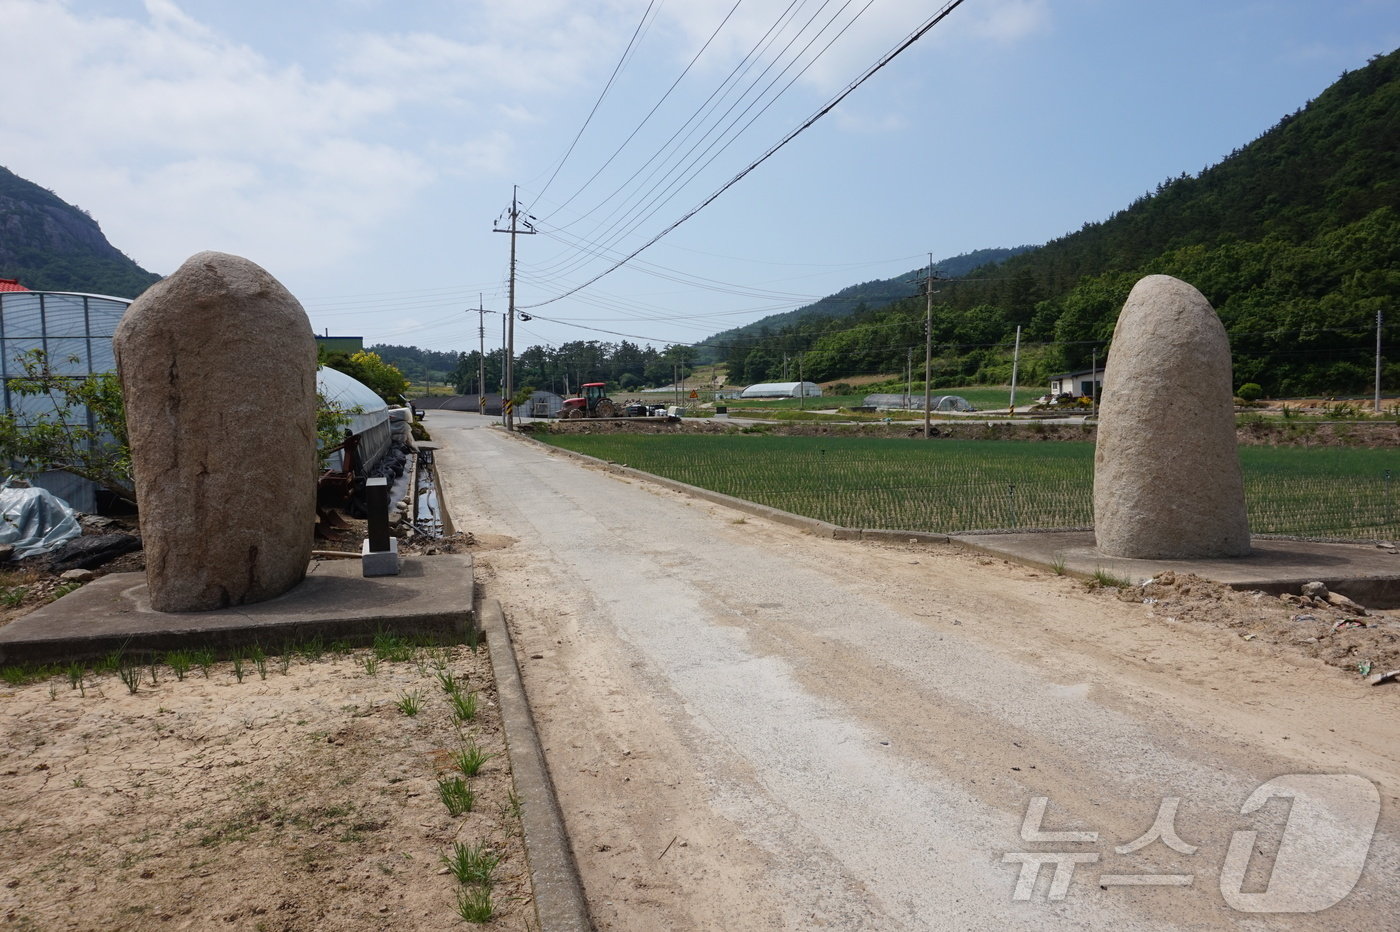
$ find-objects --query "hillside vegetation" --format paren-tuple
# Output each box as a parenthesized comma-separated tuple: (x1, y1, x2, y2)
(715, 49, 1400, 397)
(0, 167, 161, 298)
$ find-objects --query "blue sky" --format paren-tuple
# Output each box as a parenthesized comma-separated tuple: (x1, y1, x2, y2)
(4, 0, 1396, 357)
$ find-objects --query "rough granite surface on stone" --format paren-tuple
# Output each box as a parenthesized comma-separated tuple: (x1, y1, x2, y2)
(1094, 274, 1251, 558)
(114, 251, 318, 611)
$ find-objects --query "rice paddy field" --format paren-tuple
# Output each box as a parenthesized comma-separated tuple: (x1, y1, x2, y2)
(541, 433, 1400, 539)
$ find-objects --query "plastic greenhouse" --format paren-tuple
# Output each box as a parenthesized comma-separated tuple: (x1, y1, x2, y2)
(317, 365, 391, 472)
(739, 381, 822, 399)
(0, 291, 132, 511)
(863, 393, 976, 412)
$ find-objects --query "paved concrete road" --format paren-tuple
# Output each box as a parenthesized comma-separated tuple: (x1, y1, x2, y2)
(429, 411, 1399, 931)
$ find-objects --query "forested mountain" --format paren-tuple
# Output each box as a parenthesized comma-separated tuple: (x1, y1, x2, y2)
(368, 344, 465, 383)
(694, 246, 1034, 363)
(719, 49, 1400, 396)
(0, 167, 161, 298)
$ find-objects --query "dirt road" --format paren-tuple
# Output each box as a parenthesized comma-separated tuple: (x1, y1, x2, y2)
(431, 411, 1400, 931)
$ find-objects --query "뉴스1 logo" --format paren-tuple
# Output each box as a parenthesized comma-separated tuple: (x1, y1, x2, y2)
(1002, 773, 1380, 913)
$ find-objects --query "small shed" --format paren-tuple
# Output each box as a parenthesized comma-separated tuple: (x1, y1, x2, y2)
(524, 390, 564, 418)
(1049, 367, 1105, 398)
(740, 381, 822, 399)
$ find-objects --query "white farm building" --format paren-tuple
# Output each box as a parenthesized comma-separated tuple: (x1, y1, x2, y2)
(739, 381, 822, 399)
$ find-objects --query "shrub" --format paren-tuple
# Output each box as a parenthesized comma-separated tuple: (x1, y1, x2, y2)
(1236, 382, 1264, 402)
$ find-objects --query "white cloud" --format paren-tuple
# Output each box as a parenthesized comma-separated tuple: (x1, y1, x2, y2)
(0, 0, 620, 278)
(949, 0, 1050, 45)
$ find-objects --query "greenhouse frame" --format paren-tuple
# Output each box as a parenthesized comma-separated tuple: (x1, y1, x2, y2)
(0, 291, 132, 512)
(863, 393, 976, 413)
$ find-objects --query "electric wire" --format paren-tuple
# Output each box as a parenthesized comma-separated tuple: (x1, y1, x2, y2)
(534, 0, 661, 204)
(520, 0, 969, 309)
(532, 0, 870, 282)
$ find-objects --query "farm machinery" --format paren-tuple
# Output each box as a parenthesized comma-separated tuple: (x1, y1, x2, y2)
(561, 382, 618, 418)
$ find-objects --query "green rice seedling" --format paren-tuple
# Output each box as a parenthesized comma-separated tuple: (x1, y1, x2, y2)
(395, 689, 423, 716)
(454, 885, 493, 923)
(251, 646, 268, 681)
(48, 681, 58, 700)
(1, 586, 28, 608)
(278, 651, 292, 675)
(165, 651, 192, 681)
(361, 654, 380, 676)
(192, 649, 215, 678)
(437, 776, 475, 816)
(441, 841, 499, 887)
(1091, 567, 1133, 589)
(372, 631, 414, 663)
(117, 660, 141, 695)
(448, 690, 478, 723)
(65, 662, 86, 695)
(231, 653, 247, 683)
(96, 650, 124, 675)
(1049, 554, 1066, 576)
(464, 626, 482, 652)
(1, 666, 30, 686)
(147, 657, 160, 686)
(47, 582, 80, 602)
(297, 636, 325, 663)
(435, 670, 460, 696)
(451, 739, 496, 778)
(430, 648, 451, 672)
(328, 639, 351, 658)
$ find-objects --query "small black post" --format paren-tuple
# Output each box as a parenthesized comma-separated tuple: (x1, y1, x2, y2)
(366, 477, 390, 553)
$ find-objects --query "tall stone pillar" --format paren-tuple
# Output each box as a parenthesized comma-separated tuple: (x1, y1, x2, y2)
(114, 251, 318, 611)
(1094, 274, 1250, 558)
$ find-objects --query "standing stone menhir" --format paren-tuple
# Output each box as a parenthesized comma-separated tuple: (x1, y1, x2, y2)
(1094, 274, 1250, 559)
(114, 251, 319, 612)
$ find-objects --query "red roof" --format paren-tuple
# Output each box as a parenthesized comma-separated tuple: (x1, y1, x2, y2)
(0, 279, 27, 292)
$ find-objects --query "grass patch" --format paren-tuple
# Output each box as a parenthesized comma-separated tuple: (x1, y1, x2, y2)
(437, 776, 475, 816)
(454, 885, 494, 923)
(395, 690, 423, 716)
(1091, 567, 1133, 589)
(451, 739, 496, 777)
(441, 841, 499, 886)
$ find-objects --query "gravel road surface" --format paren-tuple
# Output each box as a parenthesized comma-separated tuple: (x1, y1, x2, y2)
(430, 411, 1399, 931)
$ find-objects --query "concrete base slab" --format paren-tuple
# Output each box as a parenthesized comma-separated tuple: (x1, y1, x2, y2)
(0, 553, 474, 666)
(950, 531, 1400, 608)
(362, 537, 401, 576)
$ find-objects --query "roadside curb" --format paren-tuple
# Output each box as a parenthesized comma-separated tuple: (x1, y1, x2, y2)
(480, 597, 594, 932)
(503, 429, 951, 546)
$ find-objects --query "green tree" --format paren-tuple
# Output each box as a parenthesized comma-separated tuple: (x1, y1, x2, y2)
(0, 349, 132, 502)
(324, 350, 410, 403)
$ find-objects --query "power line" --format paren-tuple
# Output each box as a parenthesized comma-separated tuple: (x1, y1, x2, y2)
(533, 0, 661, 204)
(520, 0, 970, 310)
(534, 0, 875, 283)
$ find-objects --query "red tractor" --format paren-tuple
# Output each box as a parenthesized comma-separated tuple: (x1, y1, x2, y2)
(561, 382, 618, 418)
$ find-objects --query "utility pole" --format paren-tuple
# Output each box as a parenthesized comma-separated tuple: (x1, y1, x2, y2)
(905, 348, 912, 412)
(1008, 325, 1022, 416)
(1091, 347, 1098, 419)
(1376, 309, 1384, 413)
(914, 254, 943, 438)
(475, 295, 487, 415)
(493, 186, 535, 431)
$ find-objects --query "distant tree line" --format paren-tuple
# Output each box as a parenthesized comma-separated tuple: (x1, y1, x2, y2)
(445, 340, 698, 397)
(714, 49, 1400, 397)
